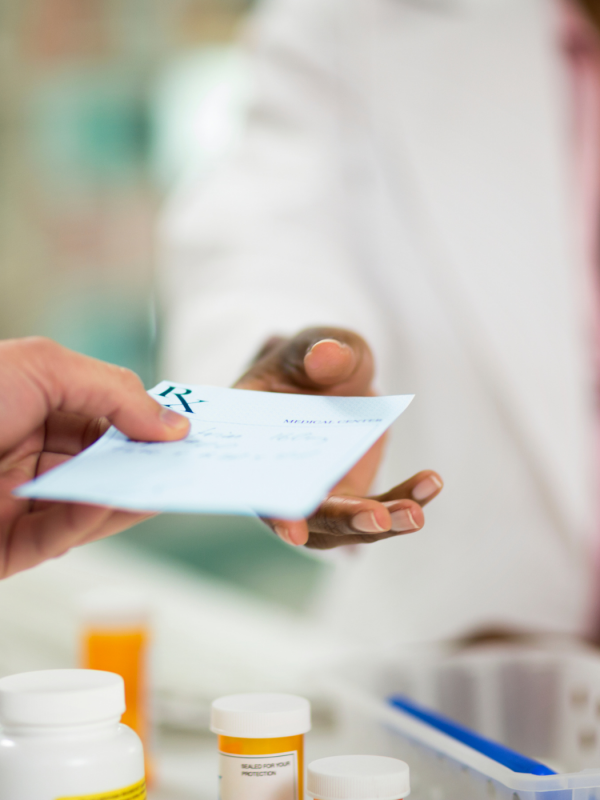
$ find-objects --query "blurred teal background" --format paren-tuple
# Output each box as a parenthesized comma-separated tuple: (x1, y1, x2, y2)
(0, 0, 327, 613)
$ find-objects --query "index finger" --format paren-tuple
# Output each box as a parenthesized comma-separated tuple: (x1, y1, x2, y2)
(0, 338, 190, 450)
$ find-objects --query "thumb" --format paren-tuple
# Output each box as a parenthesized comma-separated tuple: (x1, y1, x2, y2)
(239, 327, 375, 396)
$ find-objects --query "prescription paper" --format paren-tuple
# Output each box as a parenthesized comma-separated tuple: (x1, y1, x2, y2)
(16, 382, 413, 519)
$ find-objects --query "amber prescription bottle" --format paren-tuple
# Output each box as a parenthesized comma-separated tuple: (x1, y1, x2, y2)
(307, 755, 410, 800)
(79, 586, 154, 786)
(80, 589, 152, 783)
(211, 693, 311, 800)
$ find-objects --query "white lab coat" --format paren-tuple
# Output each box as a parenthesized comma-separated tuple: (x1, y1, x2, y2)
(159, 0, 598, 645)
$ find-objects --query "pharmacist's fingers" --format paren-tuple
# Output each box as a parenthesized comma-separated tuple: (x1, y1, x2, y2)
(374, 470, 444, 507)
(236, 327, 374, 396)
(305, 494, 424, 549)
(267, 517, 310, 547)
(266, 497, 421, 550)
(266, 495, 423, 550)
(266, 471, 443, 550)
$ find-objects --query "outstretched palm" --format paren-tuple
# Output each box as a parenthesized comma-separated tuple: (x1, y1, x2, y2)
(236, 327, 443, 548)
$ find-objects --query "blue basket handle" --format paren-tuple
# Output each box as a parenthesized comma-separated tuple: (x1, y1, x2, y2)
(388, 694, 555, 776)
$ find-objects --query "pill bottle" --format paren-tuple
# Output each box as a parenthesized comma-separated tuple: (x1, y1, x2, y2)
(0, 669, 145, 800)
(307, 755, 410, 800)
(80, 588, 152, 784)
(211, 693, 311, 800)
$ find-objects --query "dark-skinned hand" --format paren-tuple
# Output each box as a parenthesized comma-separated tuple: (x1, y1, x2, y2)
(0, 337, 190, 578)
(235, 327, 443, 549)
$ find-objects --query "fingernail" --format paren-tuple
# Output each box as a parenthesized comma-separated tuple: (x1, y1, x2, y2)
(273, 524, 293, 545)
(160, 408, 189, 429)
(411, 475, 443, 502)
(389, 508, 418, 532)
(308, 338, 345, 353)
(351, 511, 387, 533)
(307, 339, 351, 360)
(289, 528, 307, 546)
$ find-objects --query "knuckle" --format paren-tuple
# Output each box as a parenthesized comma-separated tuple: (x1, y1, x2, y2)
(310, 513, 346, 537)
(321, 515, 342, 536)
(9, 337, 62, 374)
(116, 366, 143, 389)
(21, 336, 58, 355)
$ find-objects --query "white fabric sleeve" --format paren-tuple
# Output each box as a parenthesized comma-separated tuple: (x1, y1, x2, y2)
(158, 0, 389, 387)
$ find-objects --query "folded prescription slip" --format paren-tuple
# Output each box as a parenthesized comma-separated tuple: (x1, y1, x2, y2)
(16, 382, 413, 519)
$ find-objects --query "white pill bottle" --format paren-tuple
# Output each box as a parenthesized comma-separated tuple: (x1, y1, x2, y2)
(0, 669, 146, 800)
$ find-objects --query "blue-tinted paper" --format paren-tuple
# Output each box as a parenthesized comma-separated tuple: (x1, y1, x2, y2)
(16, 382, 413, 519)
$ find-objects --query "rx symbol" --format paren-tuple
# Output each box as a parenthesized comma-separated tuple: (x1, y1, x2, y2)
(157, 385, 206, 414)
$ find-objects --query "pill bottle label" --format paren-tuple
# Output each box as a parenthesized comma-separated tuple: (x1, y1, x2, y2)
(54, 779, 146, 800)
(219, 750, 298, 800)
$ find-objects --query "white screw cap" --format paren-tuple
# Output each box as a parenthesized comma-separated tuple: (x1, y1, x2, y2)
(307, 755, 410, 800)
(211, 693, 311, 738)
(0, 669, 125, 728)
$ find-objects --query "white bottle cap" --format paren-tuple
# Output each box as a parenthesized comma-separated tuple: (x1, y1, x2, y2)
(0, 670, 126, 728)
(307, 756, 410, 800)
(210, 693, 311, 738)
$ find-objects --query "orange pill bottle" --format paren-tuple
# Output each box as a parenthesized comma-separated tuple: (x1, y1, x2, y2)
(80, 590, 153, 785)
(307, 755, 410, 800)
(211, 693, 311, 800)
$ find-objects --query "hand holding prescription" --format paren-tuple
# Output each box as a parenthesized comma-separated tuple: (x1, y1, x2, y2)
(17, 381, 419, 529)
(235, 327, 443, 548)
(0, 337, 189, 578)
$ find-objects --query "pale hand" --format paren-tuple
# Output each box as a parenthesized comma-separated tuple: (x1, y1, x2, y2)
(0, 338, 190, 578)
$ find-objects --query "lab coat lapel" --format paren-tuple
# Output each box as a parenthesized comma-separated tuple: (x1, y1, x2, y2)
(368, 0, 595, 540)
